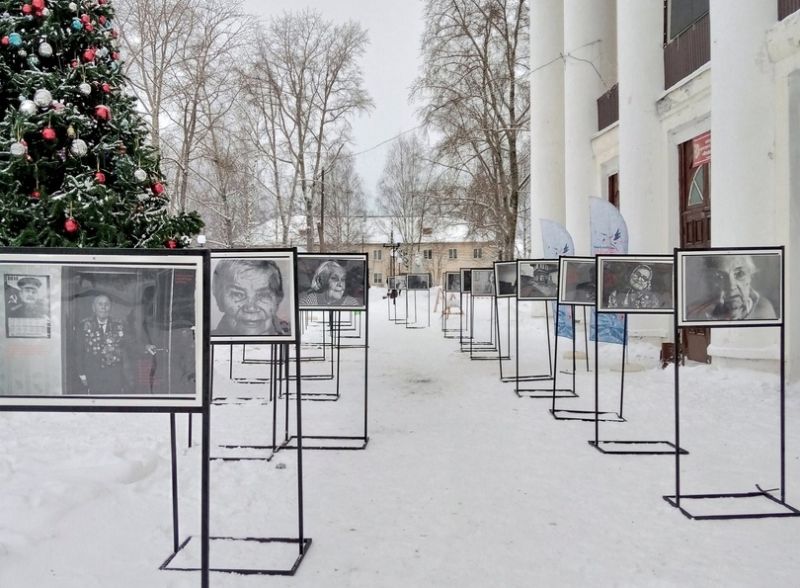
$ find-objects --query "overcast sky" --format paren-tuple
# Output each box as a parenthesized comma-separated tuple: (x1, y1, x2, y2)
(239, 0, 426, 209)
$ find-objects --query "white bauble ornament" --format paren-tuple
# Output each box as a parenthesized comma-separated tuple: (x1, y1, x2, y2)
(10, 141, 27, 157)
(19, 100, 37, 116)
(133, 168, 148, 182)
(69, 139, 88, 157)
(33, 88, 52, 108)
(38, 42, 53, 57)
(78, 82, 91, 95)
(69, 2, 78, 10)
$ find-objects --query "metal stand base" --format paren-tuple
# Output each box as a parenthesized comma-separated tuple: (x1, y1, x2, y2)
(283, 434, 369, 451)
(516, 388, 577, 399)
(549, 408, 625, 422)
(588, 440, 688, 455)
(161, 535, 312, 575)
(663, 488, 800, 520)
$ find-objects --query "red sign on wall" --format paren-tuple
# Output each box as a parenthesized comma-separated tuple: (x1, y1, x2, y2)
(692, 131, 711, 167)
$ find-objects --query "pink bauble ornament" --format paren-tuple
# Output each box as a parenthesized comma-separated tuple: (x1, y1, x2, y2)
(64, 217, 79, 233)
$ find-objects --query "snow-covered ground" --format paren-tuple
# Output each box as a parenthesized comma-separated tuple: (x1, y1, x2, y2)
(1, 289, 799, 587)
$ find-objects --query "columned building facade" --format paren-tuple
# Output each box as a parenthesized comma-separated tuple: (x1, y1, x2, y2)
(531, 0, 800, 380)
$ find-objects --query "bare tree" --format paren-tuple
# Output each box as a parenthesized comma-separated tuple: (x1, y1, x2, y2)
(320, 152, 367, 250)
(378, 133, 444, 272)
(252, 10, 373, 252)
(413, 0, 530, 259)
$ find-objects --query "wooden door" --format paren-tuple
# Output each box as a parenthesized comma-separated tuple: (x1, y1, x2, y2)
(679, 136, 711, 363)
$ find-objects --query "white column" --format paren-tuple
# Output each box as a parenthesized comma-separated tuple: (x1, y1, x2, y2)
(530, 0, 565, 256)
(709, 1, 779, 362)
(617, 0, 665, 254)
(563, 0, 617, 255)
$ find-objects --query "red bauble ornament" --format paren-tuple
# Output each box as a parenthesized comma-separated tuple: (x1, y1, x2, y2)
(85, 23, 94, 32)
(111, 28, 119, 39)
(22, 4, 32, 15)
(166, 239, 178, 249)
(82, 48, 96, 62)
(111, 51, 120, 61)
(80, 14, 90, 24)
(31, 191, 40, 200)
(71, 59, 79, 68)
(98, 0, 107, 5)
(94, 105, 111, 121)
(64, 217, 79, 234)
(101, 83, 111, 93)
(151, 182, 165, 195)
(42, 127, 57, 141)
(31, 0, 44, 9)
(1, 36, 9, 46)
(95, 171, 106, 184)
(98, 15, 106, 25)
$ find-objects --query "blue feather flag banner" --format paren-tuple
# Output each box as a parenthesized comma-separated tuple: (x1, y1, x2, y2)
(540, 219, 575, 339)
(589, 197, 628, 344)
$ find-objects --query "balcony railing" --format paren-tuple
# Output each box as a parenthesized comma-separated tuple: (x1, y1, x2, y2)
(779, 0, 800, 20)
(597, 83, 619, 131)
(664, 12, 710, 89)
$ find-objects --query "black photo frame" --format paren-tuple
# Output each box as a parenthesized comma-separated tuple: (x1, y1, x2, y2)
(517, 259, 559, 301)
(0, 248, 208, 411)
(406, 273, 431, 291)
(210, 249, 297, 344)
(596, 255, 674, 314)
(444, 271, 461, 292)
(677, 249, 782, 327)
(297, 253, 367, 311)
(558, 256, 596, 306)
(460, 268, 472, 293)
(493, 261, 517, 298)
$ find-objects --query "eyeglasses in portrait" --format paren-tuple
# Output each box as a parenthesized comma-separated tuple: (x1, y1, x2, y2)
(297, 254, 367, 311)
(597, 256, 674, 313)
(558, 257, 597, 305)
(445, 272, 461, 292)
(406, 273, 431, 290)
(678, 249, 782, 327)
(470, 269, 495, 297)
(210, 250, 296, 343)
(0, 251, 205, 409)
(517, 260, 559, 300)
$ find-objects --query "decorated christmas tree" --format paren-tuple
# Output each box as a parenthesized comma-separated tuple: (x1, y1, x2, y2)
(0, 0, 203, 248)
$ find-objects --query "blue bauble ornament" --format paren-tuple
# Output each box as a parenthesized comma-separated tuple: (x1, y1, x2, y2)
(8, 32, 22, 47)
(71, 19, 82, 31)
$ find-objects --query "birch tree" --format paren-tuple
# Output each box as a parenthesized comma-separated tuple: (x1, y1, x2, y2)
(413, 0, 530, 259)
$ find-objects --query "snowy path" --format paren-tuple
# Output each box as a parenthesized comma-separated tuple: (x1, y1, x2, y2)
(1, 292, 799, 587)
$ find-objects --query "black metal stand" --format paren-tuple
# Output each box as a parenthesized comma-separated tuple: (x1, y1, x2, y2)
(405, 287, 431, 329)
(588, 313, 687, 455)
(469, 294, 500, 360)
(549, 302, 619, 421)
(494, 297, 514, 379)
(162, 342, 310, 575)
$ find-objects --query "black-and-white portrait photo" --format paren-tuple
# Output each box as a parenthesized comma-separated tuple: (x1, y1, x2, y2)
(460, 268, 472, 293)
(210, 250, 296, 342)
(471, 269, 495, 297)
(297, 254, 367, 310)
(494, 262, 517, 298)
(679, 249, 782, 326)
(4, 274, 51, 338)
(558, 257, 597, 305)
(0, 252, 206, 408)
(518, 260, 559, 300)
(445, 272, 461, 292)
(597, 256, 673, 313)
(406, 273, 431, 290)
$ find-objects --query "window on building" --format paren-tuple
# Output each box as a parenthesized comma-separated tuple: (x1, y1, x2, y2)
(374, 272, 383, 284)
(423, 249, 433, 259)
(448, 248, 458, 259)
(473, 248, 482, 259)
(668, 0, 709, 40)
(373, 249, 382, 261)
(608, 173, 620, 209)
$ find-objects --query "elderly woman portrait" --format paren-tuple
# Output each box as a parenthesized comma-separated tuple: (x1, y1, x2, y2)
(299, 260, 360, 307)
(212, 259, 290, 336)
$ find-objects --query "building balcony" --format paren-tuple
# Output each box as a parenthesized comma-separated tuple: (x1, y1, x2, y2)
(664, 12, 710, 89)
(779, 0, 800, 20)
(597, 83, 619, 131)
